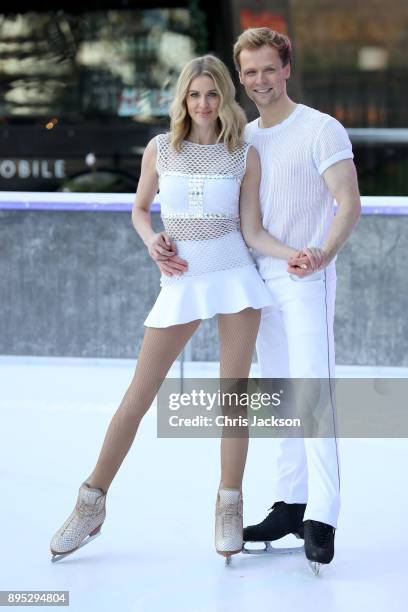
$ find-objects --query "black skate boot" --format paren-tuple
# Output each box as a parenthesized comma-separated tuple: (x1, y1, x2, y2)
(304, 519, 335, 575)
(243, 501, 306, 555)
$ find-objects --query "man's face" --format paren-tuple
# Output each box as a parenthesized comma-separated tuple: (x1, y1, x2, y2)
(238, 45, 290, 109)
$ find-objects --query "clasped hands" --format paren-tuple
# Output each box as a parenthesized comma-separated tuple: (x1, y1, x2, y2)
(147, 232, 328, 278)
(287, 247, 328, 277)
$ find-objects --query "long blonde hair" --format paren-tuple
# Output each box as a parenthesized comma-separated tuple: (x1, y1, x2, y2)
(169, 55, 247, 152)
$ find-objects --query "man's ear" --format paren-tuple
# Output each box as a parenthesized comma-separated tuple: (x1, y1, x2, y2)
(284, 63, 291, 81)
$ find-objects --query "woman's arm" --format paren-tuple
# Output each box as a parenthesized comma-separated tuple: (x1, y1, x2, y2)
(132, 138, 162, 247)
(131, 138, 187, 275)
(239, 146, 305, 263)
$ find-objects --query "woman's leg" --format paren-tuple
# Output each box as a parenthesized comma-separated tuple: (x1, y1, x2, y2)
(85, 319, 201, 493)
(218, 307, 262, 490)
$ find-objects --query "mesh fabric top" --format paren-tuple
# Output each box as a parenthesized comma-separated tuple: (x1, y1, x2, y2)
(155, 133, 249, 180)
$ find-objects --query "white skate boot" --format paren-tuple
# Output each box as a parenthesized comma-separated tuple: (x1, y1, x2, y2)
(215, 488, 243, 566)
(50, 482, 106, 562)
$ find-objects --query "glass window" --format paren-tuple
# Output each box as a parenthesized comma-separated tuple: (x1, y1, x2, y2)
(0, 9, 196, 120)
(289, 0, 408, 127)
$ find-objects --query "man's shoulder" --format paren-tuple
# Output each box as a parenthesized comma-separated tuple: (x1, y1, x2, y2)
(300, 105, 344, 130)
(244, 118, 258, 135)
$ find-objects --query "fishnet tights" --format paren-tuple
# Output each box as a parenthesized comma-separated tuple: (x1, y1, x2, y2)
(85, 308, 261, 494)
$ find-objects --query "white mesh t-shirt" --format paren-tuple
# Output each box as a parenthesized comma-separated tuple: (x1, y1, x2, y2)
(244, 104, 354, 279)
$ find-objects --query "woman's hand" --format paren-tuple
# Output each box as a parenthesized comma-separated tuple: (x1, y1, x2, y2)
(286, 250, 309, 269)
(292, 248, 327, 270)
(287, 252, 310, 268)
(287, 248, 328, 276)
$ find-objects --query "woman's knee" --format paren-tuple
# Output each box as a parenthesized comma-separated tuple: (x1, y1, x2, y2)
(121, 381, 157, 420)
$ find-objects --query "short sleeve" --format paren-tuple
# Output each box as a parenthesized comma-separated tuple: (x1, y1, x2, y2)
(312, 117, 354, 175)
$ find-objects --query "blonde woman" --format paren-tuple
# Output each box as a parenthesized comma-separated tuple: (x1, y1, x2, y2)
(49, 55, 310, 564)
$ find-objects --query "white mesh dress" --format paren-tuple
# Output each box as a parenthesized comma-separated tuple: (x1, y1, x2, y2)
(144, 134, 273, 328)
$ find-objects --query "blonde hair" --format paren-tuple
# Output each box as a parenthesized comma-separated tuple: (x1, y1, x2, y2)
(169, 55, 247, 152)
(233, 27, 292, 72)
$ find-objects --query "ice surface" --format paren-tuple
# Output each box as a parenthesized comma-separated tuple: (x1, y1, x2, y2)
(0, 357, 406, 612)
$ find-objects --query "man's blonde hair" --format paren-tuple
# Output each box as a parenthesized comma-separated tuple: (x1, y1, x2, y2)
(233, 27, 292, 72)
(169, 55, 246, 152)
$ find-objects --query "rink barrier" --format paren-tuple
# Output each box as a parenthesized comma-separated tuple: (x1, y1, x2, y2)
(0, 192, 408, 215)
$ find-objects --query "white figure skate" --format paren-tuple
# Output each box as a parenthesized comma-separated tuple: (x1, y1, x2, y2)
(215, 488, 243, 567)
(50, 482, 106, 562)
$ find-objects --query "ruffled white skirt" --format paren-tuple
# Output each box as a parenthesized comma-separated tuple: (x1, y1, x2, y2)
(144, 264, 272, 328)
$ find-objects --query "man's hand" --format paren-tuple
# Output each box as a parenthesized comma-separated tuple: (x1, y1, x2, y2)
(287, 247, 328, 277)
(147, 232, 188, 277)
(157, 257, 188, 276)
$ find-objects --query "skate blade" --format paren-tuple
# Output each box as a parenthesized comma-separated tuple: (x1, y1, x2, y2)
(243, 540, 304, 555)
(51, 530, 101, 563)
(216, 549, 241, 567)
(308, 560, 322, 576)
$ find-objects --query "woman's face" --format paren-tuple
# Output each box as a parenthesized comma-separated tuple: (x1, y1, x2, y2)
(185, 75, 220, 129)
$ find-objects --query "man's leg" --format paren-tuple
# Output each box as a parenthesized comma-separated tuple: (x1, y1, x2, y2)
(281, 268, 340, 527)
(256, 284, 308, 504)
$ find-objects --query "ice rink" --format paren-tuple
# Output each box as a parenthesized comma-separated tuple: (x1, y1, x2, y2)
(0, 356, 407, 612)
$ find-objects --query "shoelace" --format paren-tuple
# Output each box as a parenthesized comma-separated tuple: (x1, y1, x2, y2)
(77, 497, 104, 517)
(256, 501, 286, 527)
(266, 501, 286, 515)
(218, 498, 242, 536)
(219, 499, 243, 516)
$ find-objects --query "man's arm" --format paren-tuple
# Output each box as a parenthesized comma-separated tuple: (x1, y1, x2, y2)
(321, 158, 361, 262)
(288, 159, 361, 275)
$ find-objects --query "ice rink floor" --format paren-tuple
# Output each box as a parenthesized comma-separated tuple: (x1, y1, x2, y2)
(0, 356, 407, 612)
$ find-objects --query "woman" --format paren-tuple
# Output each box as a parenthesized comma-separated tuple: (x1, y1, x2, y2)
(50, 55, 310, 564)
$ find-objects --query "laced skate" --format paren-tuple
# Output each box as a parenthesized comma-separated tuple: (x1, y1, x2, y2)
(304, 519, 335, 575)
(50, 482, 106, 562)
(215, 488, 243, 566)
(243, 501, 305, 556)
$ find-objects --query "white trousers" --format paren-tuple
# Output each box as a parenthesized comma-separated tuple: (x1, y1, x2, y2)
(256, 266, 341, 527)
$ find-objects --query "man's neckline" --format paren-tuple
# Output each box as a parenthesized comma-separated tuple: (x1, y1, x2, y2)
(255, 104, 304, 132)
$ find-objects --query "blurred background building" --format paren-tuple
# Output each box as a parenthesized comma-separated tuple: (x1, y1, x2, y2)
(0, 0, 407, 194)
(1, 1, 407, 365)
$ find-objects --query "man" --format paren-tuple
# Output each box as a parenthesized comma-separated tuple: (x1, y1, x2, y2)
(232, 27, 361, 571)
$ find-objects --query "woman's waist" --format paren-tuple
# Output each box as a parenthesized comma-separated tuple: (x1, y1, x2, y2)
(161, 215, 241, 241)
(160, 231, 254, 284)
